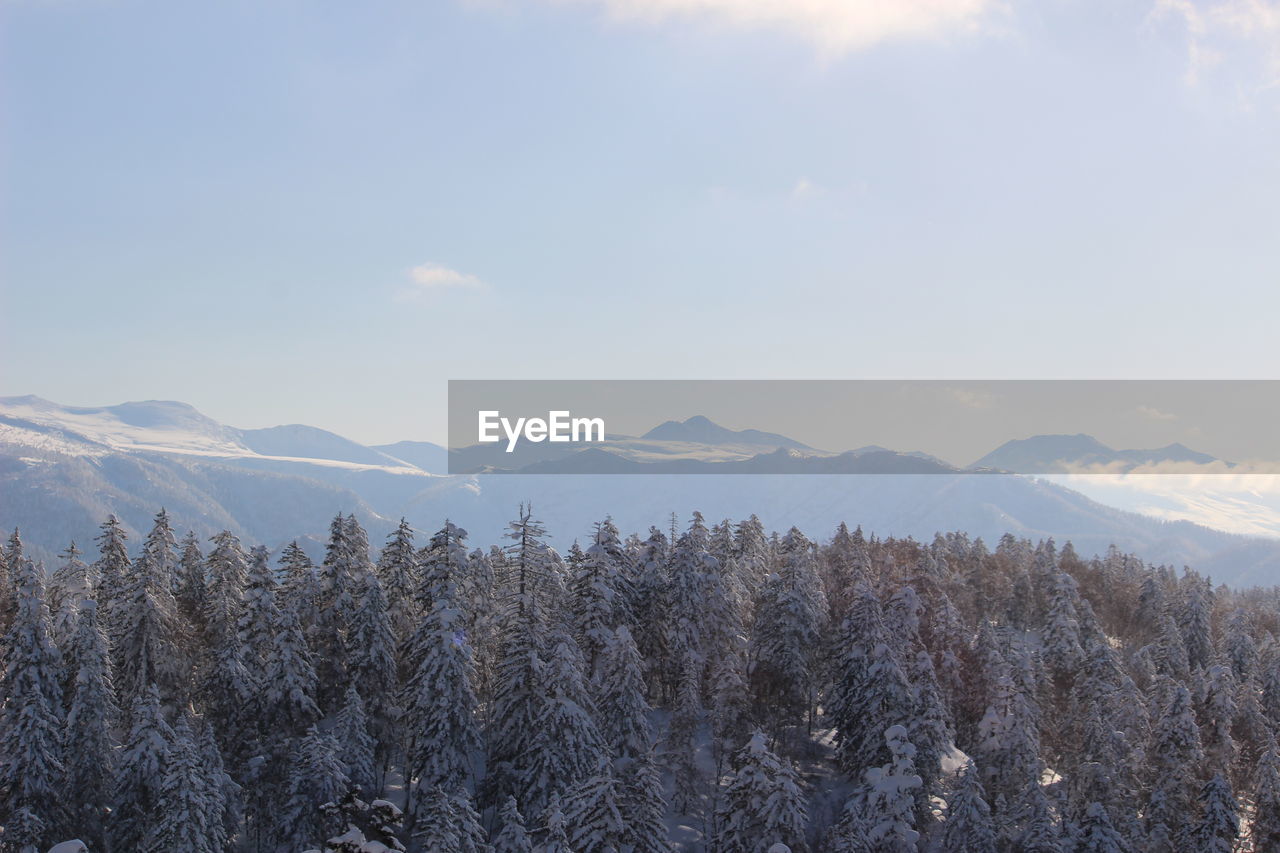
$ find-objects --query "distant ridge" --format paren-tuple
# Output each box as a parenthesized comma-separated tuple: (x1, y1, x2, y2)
(641, 415, 813, 449)
(973, 433, 1222, 473)
(4, 395, 1278, 587)
(373, 440, 448, 474)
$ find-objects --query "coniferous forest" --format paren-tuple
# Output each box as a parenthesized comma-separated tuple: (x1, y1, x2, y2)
(3, 507, 1280, 853)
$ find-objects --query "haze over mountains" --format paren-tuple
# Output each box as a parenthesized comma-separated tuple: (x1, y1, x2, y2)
(3, 396, 1279, 586)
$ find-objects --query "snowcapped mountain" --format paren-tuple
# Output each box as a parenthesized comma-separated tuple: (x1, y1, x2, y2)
(973, 433, 1223, 473)
(4, 396, 1280, 586)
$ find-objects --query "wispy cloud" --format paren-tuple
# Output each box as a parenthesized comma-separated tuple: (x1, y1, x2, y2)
(544, 0, 1004, 56)
(1135, 404, 1178, 421)
(397, 262, 487, 302)
(946, 387, 996, 409)
(1151, 0, 1280, 89)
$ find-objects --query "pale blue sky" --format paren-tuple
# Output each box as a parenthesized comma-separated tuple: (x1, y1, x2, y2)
(3, 0, 1279, 445)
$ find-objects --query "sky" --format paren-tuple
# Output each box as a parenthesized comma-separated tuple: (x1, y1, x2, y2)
(3, 0, 1280, 446)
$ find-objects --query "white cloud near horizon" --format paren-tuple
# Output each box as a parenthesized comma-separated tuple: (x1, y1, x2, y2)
(397, 262, 487, 302)
(1056, 472, 1280, 538)
(545, 0, 1004, 55)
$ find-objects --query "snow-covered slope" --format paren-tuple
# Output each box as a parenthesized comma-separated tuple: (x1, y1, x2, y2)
(0, 396, 425, 474)
(0, 395, 246, 456)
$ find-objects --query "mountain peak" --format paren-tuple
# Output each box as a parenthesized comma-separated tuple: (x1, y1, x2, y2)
(641, 415, 812, 450)
(972, 433, 1221, 472)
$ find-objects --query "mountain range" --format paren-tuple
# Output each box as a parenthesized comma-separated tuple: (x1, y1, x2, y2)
(972, 433, 1223, 473)
(2, 396, 1278, 587)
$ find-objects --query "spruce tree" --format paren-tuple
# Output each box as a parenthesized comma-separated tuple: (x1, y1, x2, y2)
(1041, 571, 1085, 681)
(197, 721, 238, 853)
(239, 543, 281, 676)
(563, 770, 627, 852)
(142, 716, 221, 853)
(666, 651, 705, 816)
(940, 760, 997, 853)
(622, 750, 671, 853)
(175, 530, 207, 629)
(486, 508, 556, 811)
(347, 568, 397, 721)
(334, 685, 378, 796)
(199, 531, 256, 751)
(844, 725, 922, 852)
(1252, 743, 1280, 853)
(410, 787, 487, 853)
(1146, 682, 1204, 844)
(491, 795, 534, 853)
(48, 541, 93, 650)
(261, 596, 320, 738)
(524, 635, 606, 817)
(829, 583, 913, 775)
(111, 684, 174, 851)
(281, 726, 351, 846)
(1074, 801, 1127, 853)
(63, 600, 118, 849)
(535, 791, 575, 853)
(279, 539, 320, 630)
(748, 529, 825, 732)
(0, 557, 67, 850)
(1193, 773, 1239, 853)
(377, 518, 421, 647)
(401, 567, 480, 824)
(114, 509, 185, 703)
(1180, 574, 1213, 672)
(595, 625, 653, 762)
(314, 514, 361, 710)
(1009, 779, 1062, 853)
(93, 515, 130, 639)
(714, 731, 809, 853)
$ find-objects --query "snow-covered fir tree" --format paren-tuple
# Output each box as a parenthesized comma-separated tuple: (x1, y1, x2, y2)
(563, 769, 627, 852)
(714, 731, 809, 853)
(346, 567, 397, 721)
(939, 760, 997, 853)
(829, 582, 914, 775)
(175, 529, 207, 628)
(534, 791, 575, 853)
(410, 786, 487, 853)
(1193, 773, 1239, 853)
(282, 725, 351, 846)
(377, 518, 421, 646)
(47, 541, 94, 650)
(142, 716, 222, 853)
(0, 556, 67, 851)
(92, 515, 130, 640)
(492, 795, 534, 853)
(333, 685, 378, 797)
(400, 558, 481, 825)
(62, 600, 118, 850)
(111, 684, 174, 851)
(1073, 801, 1127, 853)
(2, 506, 1279, 852)
(114, 509, 185, 704)
(665, 651, 706, 817)
(832, 724, 922, 853)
